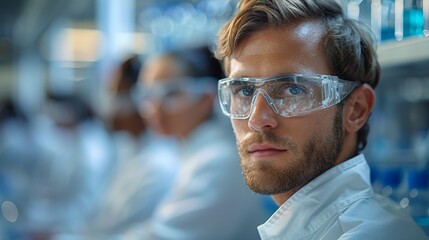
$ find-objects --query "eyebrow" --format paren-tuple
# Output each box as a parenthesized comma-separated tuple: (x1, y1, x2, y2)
(227, 72, 298, 79)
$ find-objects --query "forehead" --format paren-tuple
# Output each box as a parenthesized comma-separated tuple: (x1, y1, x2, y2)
(229, 20, 331, 78)
(141, 56, 182, 87)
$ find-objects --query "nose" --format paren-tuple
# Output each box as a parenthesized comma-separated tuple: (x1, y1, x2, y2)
(140, 99, 162, 119)
(248, 93, 278, 131)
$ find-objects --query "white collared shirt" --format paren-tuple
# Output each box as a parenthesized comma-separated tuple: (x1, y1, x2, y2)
(258, 154, 427, 240)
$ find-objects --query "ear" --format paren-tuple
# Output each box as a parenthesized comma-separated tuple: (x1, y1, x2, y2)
(343, 84, 375, 134)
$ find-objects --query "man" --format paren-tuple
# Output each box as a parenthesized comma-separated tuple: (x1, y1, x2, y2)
(215, 0, 427, 239)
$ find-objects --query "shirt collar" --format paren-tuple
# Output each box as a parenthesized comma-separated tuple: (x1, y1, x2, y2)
(258, 154, 374, 240)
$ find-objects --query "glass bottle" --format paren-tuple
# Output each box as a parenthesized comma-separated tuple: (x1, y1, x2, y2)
(423, 0, 429, 35)
(381, 0, 397, 41)
(403, 0, 424, 37)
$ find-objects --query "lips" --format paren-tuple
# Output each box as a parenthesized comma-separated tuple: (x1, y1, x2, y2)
(247, 143, 286, 157)
(248, 143, 285, 152)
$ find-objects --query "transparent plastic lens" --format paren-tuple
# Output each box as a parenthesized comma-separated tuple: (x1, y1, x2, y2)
(136, 76, 216, 113)
(218, 74, 360, 119)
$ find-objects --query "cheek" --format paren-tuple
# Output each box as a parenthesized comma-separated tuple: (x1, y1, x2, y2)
(165, 104, 195, 128)
(282, 110, 336, 145)
(231, 119, 248, 139)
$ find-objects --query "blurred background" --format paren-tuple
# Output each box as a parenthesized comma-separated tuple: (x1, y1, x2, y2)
(0, 0, 429, 238)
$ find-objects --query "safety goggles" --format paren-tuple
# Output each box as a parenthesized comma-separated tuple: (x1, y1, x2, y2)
(135, 77, 216, 113)
(218, 74, 360, 119)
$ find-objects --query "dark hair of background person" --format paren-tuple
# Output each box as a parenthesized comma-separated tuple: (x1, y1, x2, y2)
(215, 0, 380, 153)
(110, 55, 142, 94)
(44, 93, 95, 128)
(0, 99, 28, 123)
(108, 55, 146, 137)
(166, 46, 225, 84)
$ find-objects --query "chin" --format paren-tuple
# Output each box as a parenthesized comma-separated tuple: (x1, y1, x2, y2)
(241, 157, 306, 195)
(245, 176, 283, 195)
(148, 123, 166, 135)
(242, 165, 281, 195)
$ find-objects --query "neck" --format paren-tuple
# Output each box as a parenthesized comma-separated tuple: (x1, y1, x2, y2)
(335, 131, 357, 165)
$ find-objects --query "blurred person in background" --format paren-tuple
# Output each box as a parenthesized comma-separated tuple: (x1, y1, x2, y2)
(101, 55, 147, 161)
(33, 93, 113, 234)
(0, 93, 114, 239)
(83, 55, 179, 236)
(117, 45, 268, 240)
(215, 0, 426, 239)
(33, 56, 177, 239)
(106, 55, 146, 139)
(0, 98, 35, 239)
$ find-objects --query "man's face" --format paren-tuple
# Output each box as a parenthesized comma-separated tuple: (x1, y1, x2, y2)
(229, 20, 344, 195)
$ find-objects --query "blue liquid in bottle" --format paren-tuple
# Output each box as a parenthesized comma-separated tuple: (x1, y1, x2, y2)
(404, 0, 424, 37)
(381, 0, 396, 41)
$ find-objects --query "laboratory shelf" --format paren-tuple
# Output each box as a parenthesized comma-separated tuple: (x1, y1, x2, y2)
(378, 36, 429, 68)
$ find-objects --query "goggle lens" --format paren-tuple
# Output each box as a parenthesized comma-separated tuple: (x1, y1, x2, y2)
(218, 74, 360, 119)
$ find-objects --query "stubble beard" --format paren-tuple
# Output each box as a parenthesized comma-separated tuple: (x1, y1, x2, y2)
(237, 109, 344, 195)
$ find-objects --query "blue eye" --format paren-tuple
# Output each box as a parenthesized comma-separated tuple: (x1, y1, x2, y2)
(236, 86, 255, 97)
(288, 86, 305, 95)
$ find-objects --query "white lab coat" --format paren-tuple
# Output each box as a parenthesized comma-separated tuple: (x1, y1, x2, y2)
(257, 154, 427, 240)
(122, 116, 268, 240)
(88, 131, 179, 233)
(50, 131, 180, 240)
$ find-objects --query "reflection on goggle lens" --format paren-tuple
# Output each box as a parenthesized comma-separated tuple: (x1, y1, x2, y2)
(218, 74, 360, 119)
